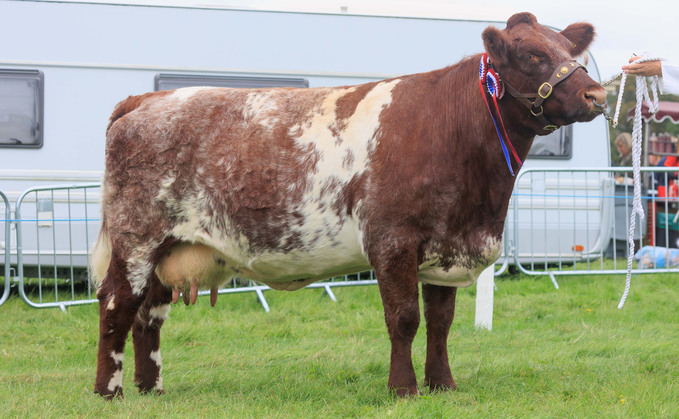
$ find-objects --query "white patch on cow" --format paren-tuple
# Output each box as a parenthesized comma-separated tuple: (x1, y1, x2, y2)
(128, 245, 157, 296)
(106, 295, 115, 311)
(282, 80, 401, 260)
(244, 91, 280, 129)
(418, 236, 503, 287)
(149, 304, 171, 322)
(296, 80, 399, 172)
(166, 191, 216, 243)
(150, 350, 162, 368)
(150, 351, 164, 390)
(294, 79, 399, 198)
(171, 86, 213, 101)
(128, 254, 153, 296)
(107, 369, 123, 392)
(110, 351, 124, 366)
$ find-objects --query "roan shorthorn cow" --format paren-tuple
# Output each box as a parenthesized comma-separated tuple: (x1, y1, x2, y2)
(92, 12, 607, 398)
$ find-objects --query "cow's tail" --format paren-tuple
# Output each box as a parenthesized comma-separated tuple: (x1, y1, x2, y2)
(90, 218, 112, 289)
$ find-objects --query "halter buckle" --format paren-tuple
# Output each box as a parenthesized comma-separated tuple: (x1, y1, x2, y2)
(538, 82, 553, 99)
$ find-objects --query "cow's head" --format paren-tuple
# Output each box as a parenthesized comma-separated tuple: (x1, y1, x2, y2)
(482, 12, 607, 134)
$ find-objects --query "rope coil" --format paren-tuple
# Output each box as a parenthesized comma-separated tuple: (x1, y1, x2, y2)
(608, 56, 662, 309)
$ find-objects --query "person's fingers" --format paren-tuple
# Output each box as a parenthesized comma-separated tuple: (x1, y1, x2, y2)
(623, 60, 662, 77)
(623, 63, 639, 74)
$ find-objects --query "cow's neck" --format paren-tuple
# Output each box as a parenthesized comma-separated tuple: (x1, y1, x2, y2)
(441, 55, 535, 178)
(432, 56, 538, 232)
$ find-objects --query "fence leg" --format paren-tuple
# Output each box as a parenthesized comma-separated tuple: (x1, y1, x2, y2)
(548, 272, 560, 289)
(323, 284, 337, 302)
(475, 265, 495, 331)
(254, 288, 270, 312)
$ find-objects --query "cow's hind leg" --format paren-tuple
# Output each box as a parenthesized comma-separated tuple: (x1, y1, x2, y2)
(374, 244, 421, 397)
(133, 272, 172, 394)
(94, 250, 151, 399)
(422, 284, 457, 391)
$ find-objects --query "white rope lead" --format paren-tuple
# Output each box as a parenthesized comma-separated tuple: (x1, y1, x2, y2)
(611, 56, 662, 309)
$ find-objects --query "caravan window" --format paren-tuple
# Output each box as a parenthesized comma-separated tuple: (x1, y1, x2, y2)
(0, 70, 44, 148)
(155, 74, 309, 91)
(527, 126, 572, 159)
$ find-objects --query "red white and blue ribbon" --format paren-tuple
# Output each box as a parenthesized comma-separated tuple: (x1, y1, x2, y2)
(479, 53, 523, 176)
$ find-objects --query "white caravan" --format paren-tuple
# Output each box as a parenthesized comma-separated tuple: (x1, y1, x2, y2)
(0, 0, 612, 271)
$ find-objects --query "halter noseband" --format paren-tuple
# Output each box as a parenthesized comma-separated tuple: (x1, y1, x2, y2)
(491, 55, 588, 132)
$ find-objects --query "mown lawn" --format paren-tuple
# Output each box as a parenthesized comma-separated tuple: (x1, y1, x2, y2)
(0, 272, 678, 418)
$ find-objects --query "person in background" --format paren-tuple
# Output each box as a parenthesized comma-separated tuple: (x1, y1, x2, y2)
(614, 132, 634, 183)
(648, 152, 679, 193)
(648, 153, 664, 167)
(623, 56, 679, 95)
(615, 132, 633, 167)
(648, 153, 668, 188)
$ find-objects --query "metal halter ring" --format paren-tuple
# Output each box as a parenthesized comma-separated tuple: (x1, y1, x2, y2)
(592, 97, 607, 108)
(530, 105, 544, 117)
(538, 82, 553, 99)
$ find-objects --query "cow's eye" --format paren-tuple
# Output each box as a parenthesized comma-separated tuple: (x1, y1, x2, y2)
(528, 53, 542, 63)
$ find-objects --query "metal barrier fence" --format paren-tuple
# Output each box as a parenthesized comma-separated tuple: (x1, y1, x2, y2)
(9, 183, 376, 311)
(502, 167, 679, 287)
(195, 271, 377, 313)
(1, 190, 11, 307)
(15, 183, 101, 310)
(3, 166, 679, 310)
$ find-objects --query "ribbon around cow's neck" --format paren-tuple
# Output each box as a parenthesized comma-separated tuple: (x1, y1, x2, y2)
(479, 53, 523, 176)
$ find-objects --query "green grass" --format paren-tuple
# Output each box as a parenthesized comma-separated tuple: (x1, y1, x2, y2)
(1, 272, 678, 418)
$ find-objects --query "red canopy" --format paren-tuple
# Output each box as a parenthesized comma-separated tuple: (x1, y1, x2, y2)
(627, 100, 679, 124)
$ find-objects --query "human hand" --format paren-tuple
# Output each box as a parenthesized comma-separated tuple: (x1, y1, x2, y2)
(622, 56, 662, 77)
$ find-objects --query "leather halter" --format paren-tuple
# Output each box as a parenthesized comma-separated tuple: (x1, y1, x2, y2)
(489, 57, 588, 132)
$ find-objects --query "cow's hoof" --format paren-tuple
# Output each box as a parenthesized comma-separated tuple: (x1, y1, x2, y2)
(424, 374, 457, 392)
(427, 381, 458, 393)
(137, 386, 165, 395)
(135, 383, 165, 396)
(94, 386, 123, 400)
(392, 385, 420, 398)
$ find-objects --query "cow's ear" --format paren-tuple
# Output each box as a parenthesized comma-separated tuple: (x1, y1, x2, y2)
(560, 23, 595, 57)
(483, 26, 511, 66)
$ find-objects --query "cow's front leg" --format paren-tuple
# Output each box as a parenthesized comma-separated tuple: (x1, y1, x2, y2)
(94, 253, 147, 399)
(422, 283, 457, 391)
(374, 244, 420, 397)
(132, 273, 172, 394)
